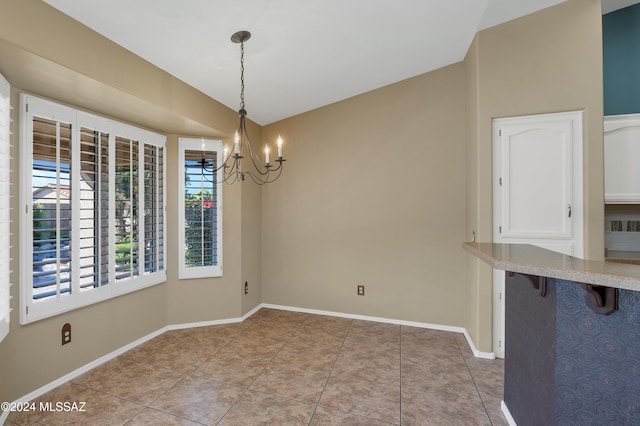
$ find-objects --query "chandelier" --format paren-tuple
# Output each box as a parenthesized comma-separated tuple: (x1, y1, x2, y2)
(216, 30, 286, 185)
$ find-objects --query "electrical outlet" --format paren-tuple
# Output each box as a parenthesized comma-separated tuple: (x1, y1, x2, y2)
(357, 285, 365, 296)
(61, 323, 71, 345)
(244, 281, 248, 295)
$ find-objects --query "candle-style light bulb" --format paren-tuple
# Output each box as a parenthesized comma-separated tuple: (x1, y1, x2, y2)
(223, 145, 228, 159)
(265, 146, 270, 164)
(277, 135, 283, 158)
(234, 131, 240, 154)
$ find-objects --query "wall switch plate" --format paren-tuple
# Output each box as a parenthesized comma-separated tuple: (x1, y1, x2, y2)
(357, 285, 365, 296)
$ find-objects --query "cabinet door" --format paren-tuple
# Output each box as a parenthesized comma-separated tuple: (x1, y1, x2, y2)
(494, 112, 582, 254)
(605, 114, 640, 204)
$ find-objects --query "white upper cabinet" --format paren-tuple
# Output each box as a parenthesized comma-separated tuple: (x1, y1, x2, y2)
(604, 114, 640, 204)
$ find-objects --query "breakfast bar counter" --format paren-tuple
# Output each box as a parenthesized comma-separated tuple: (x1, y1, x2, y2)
(464, 243, 640, 425)
(463, 242, 640, 291)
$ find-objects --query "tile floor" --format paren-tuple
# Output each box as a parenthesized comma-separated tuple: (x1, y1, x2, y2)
(7, 308, 507, 425)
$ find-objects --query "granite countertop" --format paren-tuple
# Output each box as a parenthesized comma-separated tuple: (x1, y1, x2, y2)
(463, 242, 640, 291)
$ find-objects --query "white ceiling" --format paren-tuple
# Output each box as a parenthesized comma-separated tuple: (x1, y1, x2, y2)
(42, 0, 620, 125)
(602, 0, 639, 13)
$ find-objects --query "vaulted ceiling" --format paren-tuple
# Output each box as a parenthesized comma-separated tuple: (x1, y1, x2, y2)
(42, 1, 625, 125)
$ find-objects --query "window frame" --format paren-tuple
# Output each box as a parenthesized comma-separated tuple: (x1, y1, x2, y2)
(178, 137, 223, 279)
(0, 73, 10, 342)
(20, 94, 167, 324)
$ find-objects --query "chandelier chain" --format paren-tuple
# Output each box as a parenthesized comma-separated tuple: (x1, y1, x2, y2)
(240, 41, 245, 110)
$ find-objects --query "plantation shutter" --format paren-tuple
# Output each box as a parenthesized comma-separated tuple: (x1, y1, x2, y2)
(178, 137, 222, 279)
(114, 136, 139, 281)
(143, 143, 164, 274)
(0, 74, 10, 342)
(30, 116, 73, 302)
(79, 127, 110, 293)
(184, 149, 218, 267)
(20, 94, 166, 324)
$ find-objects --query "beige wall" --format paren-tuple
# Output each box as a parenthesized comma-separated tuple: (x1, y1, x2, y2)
(464, 34, 491, 349)
(260, 0, 605, 353)
(464, 0, 605, 351)
(241, 174, 263, 316)
(0, 0, 262, 403)
(261, 63, 468, 326)
(0, 0, 606, 405)
(164, 134, 246, 326)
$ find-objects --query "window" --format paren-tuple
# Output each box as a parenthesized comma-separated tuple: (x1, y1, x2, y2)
(0, 74, 10, 342)
(178, 138, 222, 278)
(20, 94, 166, 324)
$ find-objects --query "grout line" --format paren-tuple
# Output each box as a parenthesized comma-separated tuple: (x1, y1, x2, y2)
(455, 337, 496, 425)
(307, 316, 352, 425)
(217, 311, 307, 424)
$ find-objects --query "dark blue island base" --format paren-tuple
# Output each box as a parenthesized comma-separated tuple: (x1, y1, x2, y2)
(505, 272, 640, 425)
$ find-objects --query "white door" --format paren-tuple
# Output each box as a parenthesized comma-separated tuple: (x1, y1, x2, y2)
(492, 111, 584, 358)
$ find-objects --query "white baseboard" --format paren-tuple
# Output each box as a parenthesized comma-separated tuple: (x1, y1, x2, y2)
(241, 304, 263, 321)
(262, 303, 466, 332)
(167, 316, 243, 330)
(463, 329, 496, 360)
(2, 302, 493, 424)
(262, 303, 495, 359)
(501, 400, 517, 426)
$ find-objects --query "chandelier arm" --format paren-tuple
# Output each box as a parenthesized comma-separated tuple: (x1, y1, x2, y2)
(199, 163, 218, 180)
(247, 153, 270, 176)
(245, 171, 270, 185)
(243, 163, 283, 185)
(222, 169, 241, 184)
(220, 149, 235, 169)
(240, 119, 273, 177)
(236, 115, 263, 171)
(238, 115, 245, 140)
(270, 159, 284, 172)
(266, 165, 284, 183)
(225, 158, 241, 177)
(264, 165, 284, 184)
(202, 170, 214, 183)
(243, 171, 267, 185)
(190, 156, 218, 182)
(208, 150, 235, 175)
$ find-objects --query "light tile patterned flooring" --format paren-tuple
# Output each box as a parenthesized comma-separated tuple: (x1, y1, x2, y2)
(7, 308, 507, 425)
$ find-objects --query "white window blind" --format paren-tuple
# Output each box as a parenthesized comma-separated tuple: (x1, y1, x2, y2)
(178, 138, 223, 279)
(0, 74, 10, 342)
(20, 95, 166, 324)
